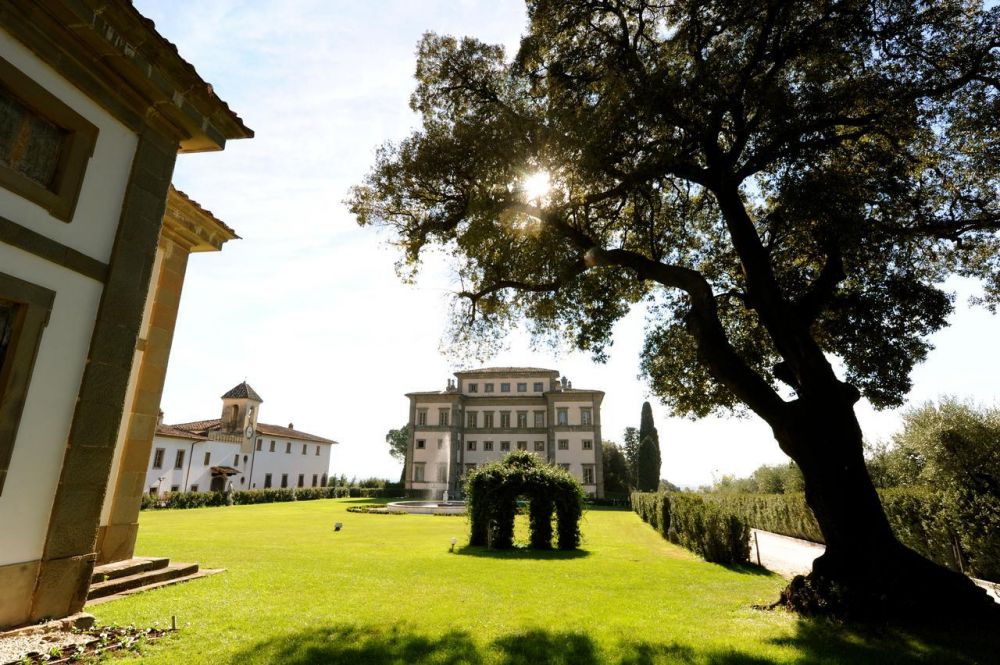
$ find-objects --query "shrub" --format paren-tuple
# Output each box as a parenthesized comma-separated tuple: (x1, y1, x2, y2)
(631, 491, 750, 564)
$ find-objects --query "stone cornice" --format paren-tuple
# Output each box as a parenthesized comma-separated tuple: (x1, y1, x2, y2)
(161, 186, 237, 252)
(0, 0, 253, 151)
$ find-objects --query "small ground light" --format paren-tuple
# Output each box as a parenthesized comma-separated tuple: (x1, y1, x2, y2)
(450, 537, 457, 552)
(171, 615, 177, 631)
(334, 522, 343, 531)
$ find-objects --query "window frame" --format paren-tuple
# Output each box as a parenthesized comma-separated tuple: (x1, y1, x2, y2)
(533, 382, 544, 392)
(0, 57, 99, 222)
(151, 448, 165, 469)
(0, 272, 54, 495)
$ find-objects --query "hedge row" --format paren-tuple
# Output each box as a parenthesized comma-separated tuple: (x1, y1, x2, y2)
(701, 488, 991, 579)
(631, 492, 750, 564)
(140, 485, 404, 510)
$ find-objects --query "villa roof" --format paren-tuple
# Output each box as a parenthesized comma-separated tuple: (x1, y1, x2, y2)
(455, 367, 559, 375)
(154, 424, 207, 440)
(221, 381, 263, 401)
(168, 418, 336, 445)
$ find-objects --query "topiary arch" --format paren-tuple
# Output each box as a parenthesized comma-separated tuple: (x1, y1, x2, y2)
(466, 451, 585, 550)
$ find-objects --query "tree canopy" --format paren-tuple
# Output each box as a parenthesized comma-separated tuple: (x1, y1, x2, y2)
(350, 0, 1000, 618)
(351, 0, 1000, 421)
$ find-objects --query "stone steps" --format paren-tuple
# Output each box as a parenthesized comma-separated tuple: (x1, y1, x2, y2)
(90, 557, 169, 585)
(87, 561, 199, 600)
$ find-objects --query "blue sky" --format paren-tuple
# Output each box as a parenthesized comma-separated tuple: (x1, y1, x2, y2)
(134, 1, 1000, 487)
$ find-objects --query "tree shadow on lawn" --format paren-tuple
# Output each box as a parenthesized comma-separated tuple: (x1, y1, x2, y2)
(718, 562, 773, 577)
(225, 624, 770, 665)
(455, 545, 592, 560)
(767, 614, 1000, 665)
(224, 618, 1000, 665)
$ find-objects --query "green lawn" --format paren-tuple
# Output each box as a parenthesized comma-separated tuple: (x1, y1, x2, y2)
(91, 499, 995, 664)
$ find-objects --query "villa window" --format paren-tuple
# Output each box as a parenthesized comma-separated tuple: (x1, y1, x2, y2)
(170, 485, 179, 492)
(281, 474, 288, 488)
(322, 474, 328, 486)
(582, 465, 595, 484)
(437, 439, 443, 449)
(500, 441, 510, 451)
(416, 439, 425, 449)
(500, 382, 511, 393)
(417, 409, 427, 425)
(468, 382, 478, 393)
(233, 454, 239, 466)
(467, 440, 477, 451)
(559, 464, 570, 472)
(152, 448, 165, 469)
(297, 474, 304, 488)
(557, 408, 568, 425)
(517, 411, 528, 428)
(484, 383, 494, 393)
(191, 484, 199, 492)
(499, 411, 511, 428)
(256, 438, 262, 451)
(439, 408, 449, 426)
(517, 382, 527, 393)
(558, 439, 569, 450)
(174, 450, 185, 469)
(437, 464, 447, 482)
(312, 474, 318, 487)
(517, 441, 527, 451)
(581, 408, 593, 425)
(269, 440, 275, 452)
(483, 412, 494, 428)
(467, 411, 477, 428)
(0, 275, 54, 496)
(315, 445, 320, 456)
(465, 463, 475, 476)
(484, 441, 494, 451)
(264, 473, 272, 488)
(302, 443, 307, 455)
(534, 441, 545, 451)
(582, 440, 593, 450)
(285, 441, 291, 454)
(0, 59, 97, 222)
(533, 382, 544, 392)
(533, 411, 545, 427)
(0, 61, 99, 222)
(413, 463, 425, 482)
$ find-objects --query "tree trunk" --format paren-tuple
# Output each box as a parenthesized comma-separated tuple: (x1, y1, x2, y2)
(771, 389, 997, 621)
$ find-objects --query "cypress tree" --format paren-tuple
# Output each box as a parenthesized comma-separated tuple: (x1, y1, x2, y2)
(636, 402, 662, 491)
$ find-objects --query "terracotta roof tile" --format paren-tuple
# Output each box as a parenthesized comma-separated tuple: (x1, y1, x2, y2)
(221, 382, 263, 401)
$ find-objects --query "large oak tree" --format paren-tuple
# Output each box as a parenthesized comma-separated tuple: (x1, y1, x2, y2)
(350, 0, 1000, 619)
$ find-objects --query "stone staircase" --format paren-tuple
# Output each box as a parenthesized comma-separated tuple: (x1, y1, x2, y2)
(87, 557, 220, 605)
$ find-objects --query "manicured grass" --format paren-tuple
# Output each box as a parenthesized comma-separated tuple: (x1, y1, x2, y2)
(91, 500, 996, 664)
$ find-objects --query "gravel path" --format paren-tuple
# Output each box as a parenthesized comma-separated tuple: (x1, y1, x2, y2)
(0, 630, 94, 664)
(750, 528, 1000, 603)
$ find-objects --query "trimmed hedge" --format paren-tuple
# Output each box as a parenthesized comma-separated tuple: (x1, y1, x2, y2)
(701, 488, 993, 579)
(631, 492, 750, 564)
(140, 484, 407, 510)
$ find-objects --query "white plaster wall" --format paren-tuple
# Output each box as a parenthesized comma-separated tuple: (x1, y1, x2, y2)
(0, 29, 138, 263)
(0, 248, 105, 564)
(410, 430, 451, 490)
(245, 438, 333, 489)
(0, 28, 139, 566)
(144, 436, 199, 496)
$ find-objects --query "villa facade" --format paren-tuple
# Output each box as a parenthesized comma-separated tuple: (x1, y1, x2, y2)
(148, 382, 336, 496)
(0, 1, 250, 628)
(404, 368, 605, 499)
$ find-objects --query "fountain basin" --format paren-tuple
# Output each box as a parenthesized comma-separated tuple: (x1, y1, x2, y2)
(386, 500, 467, 515)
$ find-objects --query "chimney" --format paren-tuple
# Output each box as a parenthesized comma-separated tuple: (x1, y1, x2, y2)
(288, 422, 294, 430)
(157, 410, 164, 426)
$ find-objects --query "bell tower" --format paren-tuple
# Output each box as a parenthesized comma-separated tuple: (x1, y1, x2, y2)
(220, 381, 262, 453)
